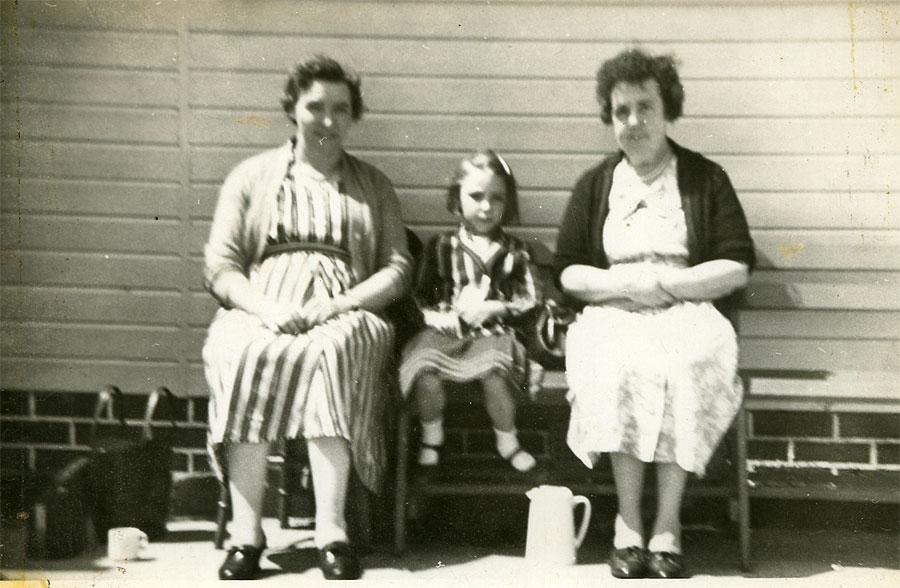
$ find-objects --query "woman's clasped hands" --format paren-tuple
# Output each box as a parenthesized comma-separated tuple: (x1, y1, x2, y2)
(613, 264, 687, 308)
(258, 297, 352, 335)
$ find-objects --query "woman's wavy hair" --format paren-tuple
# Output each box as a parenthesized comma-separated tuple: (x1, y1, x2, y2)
(446, 149, 520, 227)
(281, 55, 365, 122)
(596, 48, 684, 124)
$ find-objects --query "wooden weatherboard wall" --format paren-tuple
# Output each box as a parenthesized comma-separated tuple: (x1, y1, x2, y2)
(2, 1, 898, 402)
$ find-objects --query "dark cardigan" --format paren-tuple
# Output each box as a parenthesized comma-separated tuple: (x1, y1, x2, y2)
(553, 139, 756, 317)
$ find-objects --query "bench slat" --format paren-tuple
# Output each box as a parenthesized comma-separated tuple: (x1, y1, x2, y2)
(542, 370, 899, 405)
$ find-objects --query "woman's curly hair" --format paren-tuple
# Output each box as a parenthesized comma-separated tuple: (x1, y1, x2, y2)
(281, 55, 365, 122)
(596, 48, 684, 124)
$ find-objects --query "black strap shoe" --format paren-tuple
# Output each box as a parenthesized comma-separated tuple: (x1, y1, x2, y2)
(318, 541, 362, 580)
(218, 544, 264, 580)
(646, 551, 687, 579)
(609, 546, 648, 579)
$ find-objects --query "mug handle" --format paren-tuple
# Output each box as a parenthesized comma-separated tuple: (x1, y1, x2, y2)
(573, 495, 592, 549)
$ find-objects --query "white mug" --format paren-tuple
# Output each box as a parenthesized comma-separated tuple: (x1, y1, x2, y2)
(107, 527, 148, 561)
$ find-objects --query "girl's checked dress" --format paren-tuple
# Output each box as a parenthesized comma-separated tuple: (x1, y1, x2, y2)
(399, 225, 538, 397)
(203, 155, 394, 492)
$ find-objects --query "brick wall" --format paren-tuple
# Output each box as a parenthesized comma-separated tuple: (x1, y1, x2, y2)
(748, 411, 900, 473)
(0, 390, 211, 477)
(2, 390, 898, 481)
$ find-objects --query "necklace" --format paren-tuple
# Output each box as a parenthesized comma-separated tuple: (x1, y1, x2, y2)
(634, 148, 673, 184)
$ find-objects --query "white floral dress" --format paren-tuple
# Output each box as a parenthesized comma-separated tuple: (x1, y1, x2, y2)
(565, 156, 742, 476)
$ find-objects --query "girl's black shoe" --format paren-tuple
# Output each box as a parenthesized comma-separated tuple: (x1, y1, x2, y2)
(218, 544, 264, 580)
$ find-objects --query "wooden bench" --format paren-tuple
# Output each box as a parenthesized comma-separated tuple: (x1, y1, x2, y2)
(741, 369, 900, 504)
(392, 370, 752, 568)
(392, 368, 899, 570)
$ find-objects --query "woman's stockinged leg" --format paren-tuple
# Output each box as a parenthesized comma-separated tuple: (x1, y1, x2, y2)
(414, 370, 446, 465)
(227, 442, 270, 547)
(649, 462, 688, 553)
(483, 371, 535, 472)
(307, 436, 352, 548)
(610, 452, 646, 549)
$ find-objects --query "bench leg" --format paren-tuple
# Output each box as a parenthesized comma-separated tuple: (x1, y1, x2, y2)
(277, 458, 290, 529)
(735, 404, 751, 571)
(394, 407, 410, 556)
(347, 472, 373, 552)
(214, 478, 230, 550)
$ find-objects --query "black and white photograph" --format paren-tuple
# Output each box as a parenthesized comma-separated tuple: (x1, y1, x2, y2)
(0, 1, 897, 585)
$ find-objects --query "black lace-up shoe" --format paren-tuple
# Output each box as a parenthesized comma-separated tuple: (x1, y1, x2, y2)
(318, 541, 362, 580)
(646, 551, 687, 579)
(609, 546, 648, 579)
(218, 544, 264, 580)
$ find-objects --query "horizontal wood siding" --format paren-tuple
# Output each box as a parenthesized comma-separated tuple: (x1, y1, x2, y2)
(1, 0, 897, 394)
(2, 0, 188, 393)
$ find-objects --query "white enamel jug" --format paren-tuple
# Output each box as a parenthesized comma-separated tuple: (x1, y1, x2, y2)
(525, 485, 592, 566)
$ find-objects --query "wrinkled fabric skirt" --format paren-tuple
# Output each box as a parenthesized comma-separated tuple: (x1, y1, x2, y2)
(565, 301, 742, 476)
(399, 329, 527, 398)
(203, 307, 394, 493)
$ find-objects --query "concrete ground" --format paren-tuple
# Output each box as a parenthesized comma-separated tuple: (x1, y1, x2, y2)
(3, 517, 898, 588)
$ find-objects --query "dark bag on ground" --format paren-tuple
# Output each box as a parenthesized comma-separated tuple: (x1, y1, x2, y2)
(1, 462, 93, 560)
(28, 457, 94, 559)
(87, 385, 177, 541)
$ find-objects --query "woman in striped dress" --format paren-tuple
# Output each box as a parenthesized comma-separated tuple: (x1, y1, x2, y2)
(202, 56, 411, 581)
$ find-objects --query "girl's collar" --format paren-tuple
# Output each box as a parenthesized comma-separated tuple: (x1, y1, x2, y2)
(457, 222, 505, 243)
(456, 224, 508, 271)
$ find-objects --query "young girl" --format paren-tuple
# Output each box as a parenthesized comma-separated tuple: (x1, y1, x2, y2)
(399, 150, 539, 473)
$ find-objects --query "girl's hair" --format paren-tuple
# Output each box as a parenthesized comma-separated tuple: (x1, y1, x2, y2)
(281, 55, 365, 122)
(595, 48, 684, 124)
(446, 149, 520, 226)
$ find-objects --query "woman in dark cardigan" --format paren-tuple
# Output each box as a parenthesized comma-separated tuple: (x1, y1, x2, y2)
(554, 48, 755, 579)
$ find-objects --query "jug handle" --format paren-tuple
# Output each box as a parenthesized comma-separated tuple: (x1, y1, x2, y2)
(573, 495, 592, 549)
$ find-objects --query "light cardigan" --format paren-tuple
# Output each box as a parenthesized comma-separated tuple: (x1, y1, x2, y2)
(204, 141, 412, 310)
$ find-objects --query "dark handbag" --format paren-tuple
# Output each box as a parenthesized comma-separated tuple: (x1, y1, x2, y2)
(516, 299, 576, 370)
(2, 459, 94, 560)
(87, 385, 177, 541)
(513, 242, 577, 370)
(27, 457, 94, 559)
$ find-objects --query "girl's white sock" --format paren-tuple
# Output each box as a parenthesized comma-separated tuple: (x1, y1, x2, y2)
(418, 418, 444, 466)
(494, 428, 536, 472)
